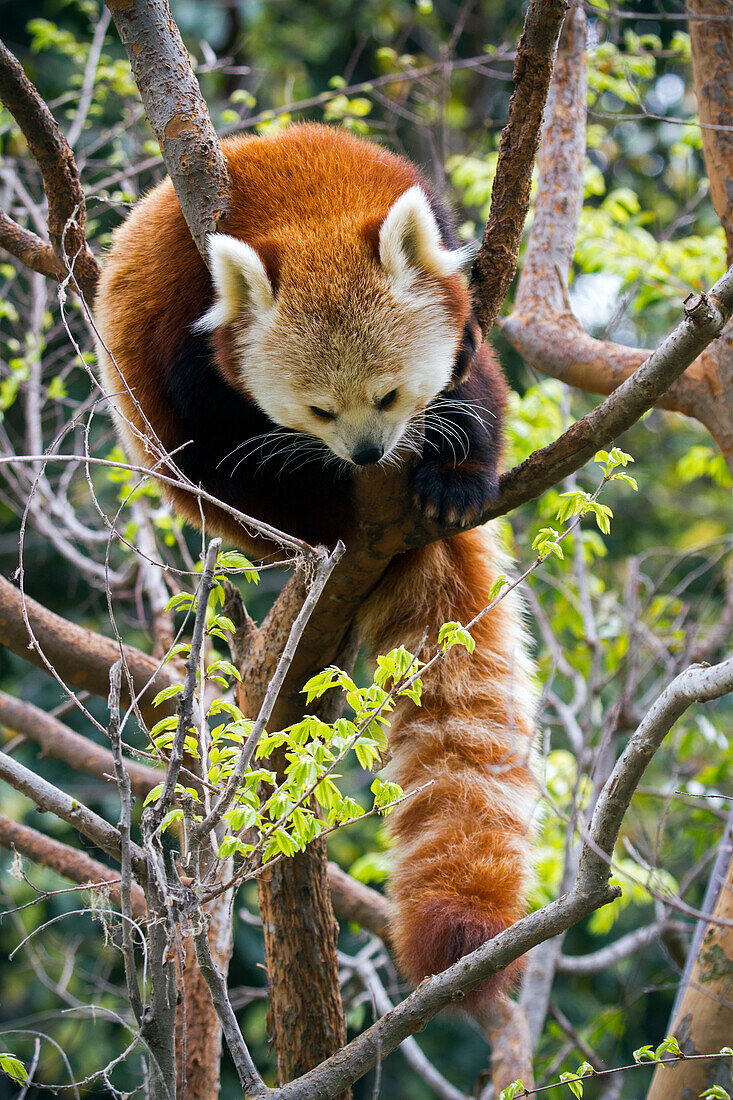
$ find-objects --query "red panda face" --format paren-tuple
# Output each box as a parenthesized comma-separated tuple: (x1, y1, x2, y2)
(196, 187, 470, 467)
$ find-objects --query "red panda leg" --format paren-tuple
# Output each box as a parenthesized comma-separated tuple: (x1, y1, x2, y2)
(359, 525, 537, 1010)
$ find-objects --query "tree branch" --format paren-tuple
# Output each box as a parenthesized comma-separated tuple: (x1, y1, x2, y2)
(104, 0, 231, 261)
(0, 689, 160, 798)
(0, 210, 64, 280)
(470, 0, 569, 335)
(0, 749, 148, 881)
(0, 38, 100, 298)
(0, 812, 147, 917)
(0, 573, 173, 726)
(269, 654, 733, 1099)
(500, 0, 733, 468)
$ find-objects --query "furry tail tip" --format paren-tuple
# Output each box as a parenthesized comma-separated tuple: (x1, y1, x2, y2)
(390, 894, 524, 1011)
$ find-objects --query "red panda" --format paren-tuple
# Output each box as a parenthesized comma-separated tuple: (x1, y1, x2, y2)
(94, 123, 537, 1007)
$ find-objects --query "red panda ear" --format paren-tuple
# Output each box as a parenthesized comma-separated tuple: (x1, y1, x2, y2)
(378, 186, 470, 285)
(196, 234, 276, 331)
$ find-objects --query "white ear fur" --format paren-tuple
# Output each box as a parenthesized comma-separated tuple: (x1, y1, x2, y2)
(379, 186, 469, 284)
(194, 234, 275, 331)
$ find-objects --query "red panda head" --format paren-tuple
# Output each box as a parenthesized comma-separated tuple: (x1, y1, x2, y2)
(195, 185, 472, 467)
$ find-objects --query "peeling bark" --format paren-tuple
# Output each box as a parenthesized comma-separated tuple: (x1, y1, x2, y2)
(501, 0, 733, 471)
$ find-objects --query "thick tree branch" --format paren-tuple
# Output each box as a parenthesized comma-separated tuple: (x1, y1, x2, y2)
(470, 0, 568, 335)
(501, 1, 733, 468)
(0, 689, 160, 798)
(0, 749, 148, 880)
(269, 655, 733, 1099)
(0, 38, 100, 298)
(0, 573, 173, 726)
(104, 0, 231, 260)
(0, 812, 147, 917)
(0, 210, 64, 280)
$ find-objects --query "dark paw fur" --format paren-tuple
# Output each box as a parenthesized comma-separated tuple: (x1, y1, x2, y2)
(413, 460, 498, 526)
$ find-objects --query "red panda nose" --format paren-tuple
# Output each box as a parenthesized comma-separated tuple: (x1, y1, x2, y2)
(351, 445, 383, 466)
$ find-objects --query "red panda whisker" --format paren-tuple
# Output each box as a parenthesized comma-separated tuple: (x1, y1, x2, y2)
(94, 123, 534, 1010)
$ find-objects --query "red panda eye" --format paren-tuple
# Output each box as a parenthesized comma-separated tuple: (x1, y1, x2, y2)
(378, 389, 398, 410)
(310, 406, 336, 422)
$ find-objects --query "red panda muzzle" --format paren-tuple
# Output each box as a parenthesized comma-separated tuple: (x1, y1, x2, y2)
(94, 122, 537, 1012)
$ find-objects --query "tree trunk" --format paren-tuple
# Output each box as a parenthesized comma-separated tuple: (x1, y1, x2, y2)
(238, 573, 350, 1096)
(645, 829, 733, 1100)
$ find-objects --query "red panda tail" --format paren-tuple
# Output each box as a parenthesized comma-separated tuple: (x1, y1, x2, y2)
(358, 525, 537, 1010)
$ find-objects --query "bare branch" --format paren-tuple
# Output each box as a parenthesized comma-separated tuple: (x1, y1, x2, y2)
(0, 749, 148, 881)
(104, 0, 231, 260)
(0, 689, 160, 798)
(0, 38, 100, 297)
(0, 812, 147, 917)
(0, 209, 64, 280)
(470, 0, 569, 335)
(555, 920, 686, 975)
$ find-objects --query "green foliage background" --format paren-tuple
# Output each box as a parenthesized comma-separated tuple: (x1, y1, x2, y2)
(0, 0, 730, 1096)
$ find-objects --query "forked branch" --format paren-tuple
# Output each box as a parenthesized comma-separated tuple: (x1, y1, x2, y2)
(0, 38, 100, 297)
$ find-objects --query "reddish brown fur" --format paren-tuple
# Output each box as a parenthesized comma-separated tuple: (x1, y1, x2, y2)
(359, 528, 537, 1007)
(94, 124, 537, 1005)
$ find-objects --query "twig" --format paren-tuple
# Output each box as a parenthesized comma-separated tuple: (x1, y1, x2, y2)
(108, 660, 143, 1021)
(153, 538, 220, 820)
(196, 540, 346, 839)
(0, 38, 99, 297)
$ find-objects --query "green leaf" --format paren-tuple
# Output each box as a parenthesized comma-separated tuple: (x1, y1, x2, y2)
(163, 642, 191, 663)
(149, 715, 179, 739)
(438, 621, 476, 654)
(166, 592, 195, 613)
(160, 808, 183, 832)
(143, 783, 164, 807)
(489, 574, 508, 600)
(0, 1055, 28, 1083)
(152, 683, 184, 707)
(633, 1045, 656, 1063)
(498, 1080, 526, 1100)
(560, 1072, 583, 1098)
(699, 1089, 731, 1099)
(217, 550, 259, 582)
(655, 1036, 681, 1058)
(206, 659, 242, 682)
(576, 1062, 594, 1078)
(208, 699, 246, 721)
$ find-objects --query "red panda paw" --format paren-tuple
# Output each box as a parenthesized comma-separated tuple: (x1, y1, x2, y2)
(413, 459, 498, 527)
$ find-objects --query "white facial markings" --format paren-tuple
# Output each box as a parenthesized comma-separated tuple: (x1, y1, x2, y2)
(198, 209, 466, 465)
(379, 185, 472, 289)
